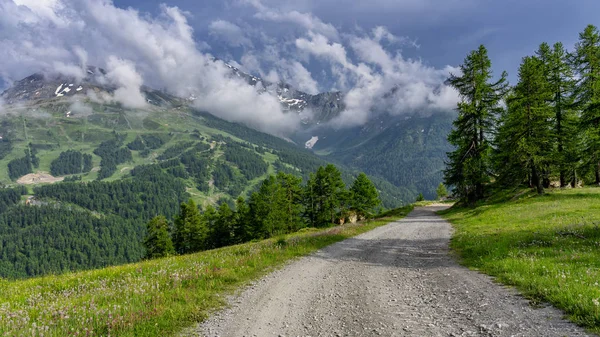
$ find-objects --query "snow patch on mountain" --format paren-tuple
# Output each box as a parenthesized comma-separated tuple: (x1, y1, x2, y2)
(305, 136, 319, 149)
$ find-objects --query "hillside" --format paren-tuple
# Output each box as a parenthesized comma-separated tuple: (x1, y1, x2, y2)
(442, 188, 600, 332)
(292, 112, 454, 199)
(0, 71, 420, 279)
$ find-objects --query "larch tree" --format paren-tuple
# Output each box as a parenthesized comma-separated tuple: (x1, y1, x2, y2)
(537, 42, 579, 187)
(444, 45, 508, 203)
(497, 56, 553, 194)
(572, 25, 600, 185)
(305, 164, 346, 226)
(143, 216, 175, 259)
(173, 199, 207, 254)
(350, 173, 380, 219)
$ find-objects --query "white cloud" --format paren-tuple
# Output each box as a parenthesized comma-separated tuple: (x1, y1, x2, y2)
(1, 0, 459, 133)
(0, 0, 298, 135)
(105, 56, 147, 109)
(209, 20, 253, 47)
(247, 0, 339, 40)
(296, 29, 458, 126)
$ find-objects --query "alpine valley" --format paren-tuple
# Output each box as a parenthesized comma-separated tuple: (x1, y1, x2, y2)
(0, 65, 452, 278)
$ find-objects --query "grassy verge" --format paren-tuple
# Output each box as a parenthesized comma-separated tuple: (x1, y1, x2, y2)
(0, 205, 413, 337)
(441, 188, 600, 333)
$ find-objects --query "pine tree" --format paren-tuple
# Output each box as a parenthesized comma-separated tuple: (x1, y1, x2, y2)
(143, 216, 175, 259)
(496, 56, 553, 194)
(209, 203, 234, 249)
(572, 25, 600, 185)
(173, 199, 206, 254)
(444, 45, 509, 203)
(305, 165, 346, 226)
(436, 183, 448, 200)
(537, 42, 579, 187)
(275, 172, 304, 233)
(233, 196, 251, 243)
(350, 173, 380, 219)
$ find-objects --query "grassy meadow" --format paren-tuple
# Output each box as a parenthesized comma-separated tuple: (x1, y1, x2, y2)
(0, 205, 413, 337)
(442, 188, 600, 332)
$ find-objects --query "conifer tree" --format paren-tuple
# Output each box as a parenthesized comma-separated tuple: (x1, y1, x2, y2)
(275, 172, 304, 233)
(436, 183, 448, 200)
(496, 56, 553, 194)
(350, 173, 380, 219)
(305, 164, 346, 226)
(537, 42, 579, 187)
(444, 45, 508, 203)
(233, 196, 251, 243)
(173, 199, 206, 254)
(143, 216, 175, 259)
(209, 203, 234, 248)
(572, 25, 600, 185)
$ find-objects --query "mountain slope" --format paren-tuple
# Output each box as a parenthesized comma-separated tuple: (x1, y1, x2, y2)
(0, 71, 415, 279)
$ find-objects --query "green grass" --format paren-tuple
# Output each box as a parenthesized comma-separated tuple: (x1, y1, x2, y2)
(442, 188, 600, 333)
(0, 205, 413, 337)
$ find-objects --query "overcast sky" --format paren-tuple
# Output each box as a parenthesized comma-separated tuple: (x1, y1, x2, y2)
(1, 0, 598, 133)
(111, 0, 598, 84)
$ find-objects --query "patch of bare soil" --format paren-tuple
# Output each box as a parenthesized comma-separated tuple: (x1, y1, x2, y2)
(17, 172, 64, 185)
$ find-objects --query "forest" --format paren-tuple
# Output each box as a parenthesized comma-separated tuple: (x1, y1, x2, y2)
(445, 24, 600, 203)
(143, 165, 381, 259)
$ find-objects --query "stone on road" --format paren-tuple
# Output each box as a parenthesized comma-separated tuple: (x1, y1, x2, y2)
(193, 206, 591, 337)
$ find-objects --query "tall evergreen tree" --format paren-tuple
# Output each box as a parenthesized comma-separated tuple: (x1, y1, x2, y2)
(496, 56, 553, 194)
(209, 203, 234, 249)
(305, 164, 346, 226)
(537, 42, 579, 187)
(349, 173, 380, 219)
(572, 25, 600, 185)
(275, 172, 304, 233)
(444, 45, 508, 203)
(232, 196, 251, 244)
(143, 216, 175, 259)
(436, 183, 448, 200)
(173, 199, 206, 254)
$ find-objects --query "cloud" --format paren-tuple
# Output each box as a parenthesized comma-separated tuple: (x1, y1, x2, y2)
(68, 100, 93, 117)
(209, 20, 253, 47)
(0, 0, 299, 135)
(1, 0, 459, 133)
(246, 0, 339, 41)
(105, 56, 147, 109)
(296, 30, 458, 126)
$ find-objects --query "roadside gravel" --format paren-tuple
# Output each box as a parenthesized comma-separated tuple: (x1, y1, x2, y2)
(192, 206, 592, 337)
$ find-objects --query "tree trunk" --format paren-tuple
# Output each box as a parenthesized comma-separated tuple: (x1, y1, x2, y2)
(571, 169, 577, 188)
(560, 170, 567, 188)
(596, 162, 600, 186)
(532, 165, 544, 195)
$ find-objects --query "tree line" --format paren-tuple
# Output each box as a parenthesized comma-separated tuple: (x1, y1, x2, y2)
(143, 164, 381, 258)
(445, 24, 600, 203)
(50, 150, 93, 176)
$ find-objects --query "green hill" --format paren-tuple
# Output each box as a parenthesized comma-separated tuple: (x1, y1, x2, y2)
(0, 96, 415, 279)
(443, 188, 600, 333)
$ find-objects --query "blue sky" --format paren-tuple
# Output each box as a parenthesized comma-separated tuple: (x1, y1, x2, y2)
(1, 0, 598, 133)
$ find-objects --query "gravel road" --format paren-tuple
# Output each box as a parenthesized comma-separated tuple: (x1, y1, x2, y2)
(193, 206, 592, 337)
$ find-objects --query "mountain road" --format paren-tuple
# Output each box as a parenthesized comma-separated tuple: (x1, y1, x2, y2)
(194, 206, 591, 337)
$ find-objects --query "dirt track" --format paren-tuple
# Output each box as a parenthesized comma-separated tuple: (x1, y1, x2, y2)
(194, 206, 591, 337)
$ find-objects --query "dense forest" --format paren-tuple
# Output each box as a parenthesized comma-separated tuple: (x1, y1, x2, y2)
(143, 165, 381, 258)
(7, 147, 39, 180)
(445, 25, 600, 203)
(0, 166, 189, 278)
(93, 133, 133, 180)
(0, 123, 385, 278)
(49, 150, 93, 176)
